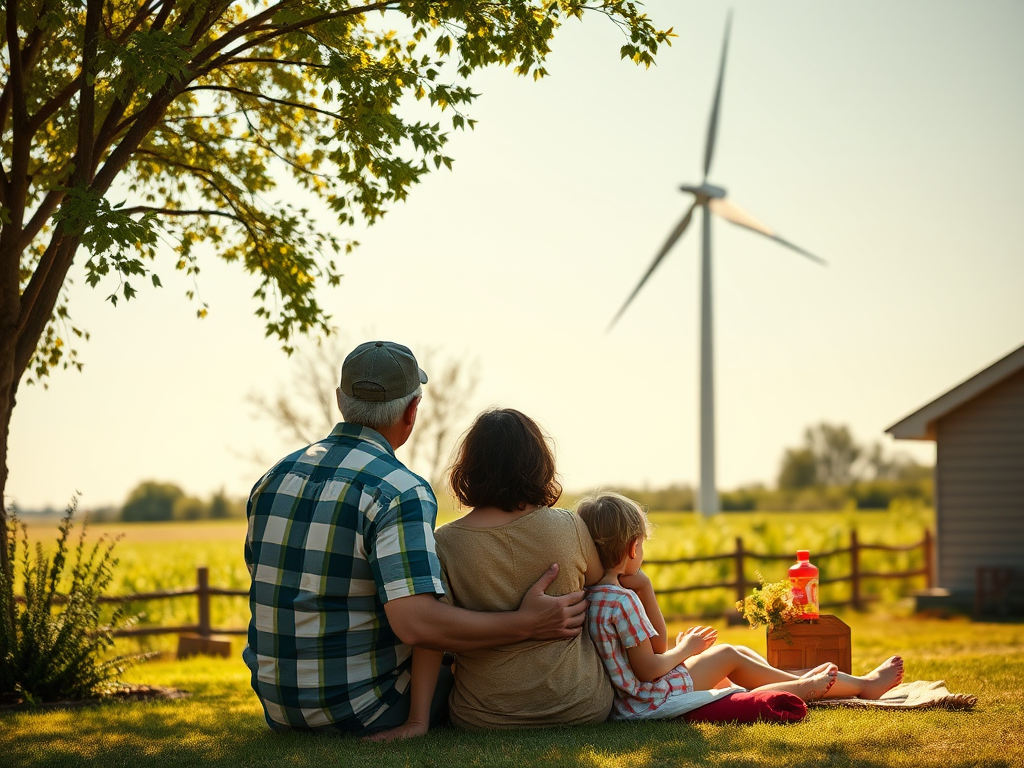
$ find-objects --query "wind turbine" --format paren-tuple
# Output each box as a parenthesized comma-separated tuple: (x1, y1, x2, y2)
(608, 12, 825, 517)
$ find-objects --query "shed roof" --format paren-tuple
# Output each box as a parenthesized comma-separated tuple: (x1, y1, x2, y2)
(886, 342, 1024, 441)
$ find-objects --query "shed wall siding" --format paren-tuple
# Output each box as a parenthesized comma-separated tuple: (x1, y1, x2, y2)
(936, 368, 1024, 600)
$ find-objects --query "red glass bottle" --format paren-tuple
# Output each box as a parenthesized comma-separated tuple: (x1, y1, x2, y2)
(789, 550, 819, 620)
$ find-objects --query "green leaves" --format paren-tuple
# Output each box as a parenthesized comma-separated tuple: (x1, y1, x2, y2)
(7, 0, 672, 384)
(54, 186, 159, 307)
(110, 27, 192, 95)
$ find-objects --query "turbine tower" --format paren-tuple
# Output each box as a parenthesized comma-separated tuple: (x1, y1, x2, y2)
(608, 12, 825, 516)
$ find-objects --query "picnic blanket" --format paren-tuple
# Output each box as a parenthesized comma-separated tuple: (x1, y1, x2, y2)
(809, 680, 977, 710)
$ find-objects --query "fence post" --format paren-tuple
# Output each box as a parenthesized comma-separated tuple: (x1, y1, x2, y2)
(850, 530, 862, 610)
(197, 566, 211, 637)
(734, 537, 746, 607)
(923, 529, 935, 589)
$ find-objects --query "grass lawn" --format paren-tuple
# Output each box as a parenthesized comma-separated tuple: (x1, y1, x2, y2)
(3, 613, 1022, 768)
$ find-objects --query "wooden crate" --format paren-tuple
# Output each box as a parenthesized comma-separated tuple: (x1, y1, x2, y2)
(766, 614, 851, 674)
(177, 633, 232, 660)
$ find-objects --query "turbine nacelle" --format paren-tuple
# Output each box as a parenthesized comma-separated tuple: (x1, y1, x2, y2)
(679, 183, 727, 201)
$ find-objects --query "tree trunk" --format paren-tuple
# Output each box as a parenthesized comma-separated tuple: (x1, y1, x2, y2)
(0, 253, 19, 610)
(0, 376, 14, 579)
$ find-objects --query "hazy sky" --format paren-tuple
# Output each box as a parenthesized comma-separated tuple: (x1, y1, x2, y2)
(8, 0, 1024, 511)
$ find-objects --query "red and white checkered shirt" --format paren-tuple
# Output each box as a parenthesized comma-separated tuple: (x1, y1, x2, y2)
(586, 584, 695, 719)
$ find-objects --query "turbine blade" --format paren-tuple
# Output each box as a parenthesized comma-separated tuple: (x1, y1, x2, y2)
(703, 11, 733, 181)
(608, 203, 698, 332)
(709, 198, 826, 265)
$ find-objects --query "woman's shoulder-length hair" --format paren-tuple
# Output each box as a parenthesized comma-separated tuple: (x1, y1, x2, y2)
(448, 408, 562, 512)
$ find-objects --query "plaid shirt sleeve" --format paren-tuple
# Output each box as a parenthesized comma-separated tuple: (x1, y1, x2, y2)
(367, 483, 445, 603)
(611, 589, 658, 649)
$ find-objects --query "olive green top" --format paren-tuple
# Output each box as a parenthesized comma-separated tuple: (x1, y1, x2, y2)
(434, 507, 614, 729)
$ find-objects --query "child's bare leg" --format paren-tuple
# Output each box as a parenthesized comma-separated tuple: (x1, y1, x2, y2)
(751, 663, 838, 701)
(714, 645, 773, 687)
(822, 656, 904, 700)
(735, 645, 772, 666)
(685, 644, 804, 690)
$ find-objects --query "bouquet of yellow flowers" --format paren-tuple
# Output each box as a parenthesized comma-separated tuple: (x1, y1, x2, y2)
(735, 575, 799, 634)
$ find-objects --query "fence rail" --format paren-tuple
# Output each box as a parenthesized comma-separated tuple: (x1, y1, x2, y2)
(19, 529, 934, 638)
(646, 529, 934, 621)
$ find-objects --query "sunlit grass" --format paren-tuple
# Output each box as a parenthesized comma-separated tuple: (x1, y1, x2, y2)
(2, 616, 1021, 768)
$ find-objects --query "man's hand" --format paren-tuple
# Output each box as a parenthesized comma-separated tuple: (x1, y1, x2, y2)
(518, 564, 587, 640)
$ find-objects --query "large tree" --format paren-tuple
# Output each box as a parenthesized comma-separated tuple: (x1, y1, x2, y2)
(0, 2, 671, 575)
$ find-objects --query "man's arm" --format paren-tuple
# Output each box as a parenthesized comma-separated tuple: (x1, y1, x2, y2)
(384, 563, 586, 652)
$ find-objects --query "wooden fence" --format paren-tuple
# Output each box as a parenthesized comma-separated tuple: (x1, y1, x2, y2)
(646, 529, 934, 621)
(94, 566, 249, 639)
(28, 529, 934, 639)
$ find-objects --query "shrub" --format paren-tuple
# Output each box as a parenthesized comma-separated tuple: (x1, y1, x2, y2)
(121, 481, 184, 522)
(0, 498, 146, 703)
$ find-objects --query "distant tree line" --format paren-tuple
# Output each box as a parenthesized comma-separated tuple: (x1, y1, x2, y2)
(118, 482, 245, 522)
(100, 423, 929, 521)
(595, 422, 932, 513)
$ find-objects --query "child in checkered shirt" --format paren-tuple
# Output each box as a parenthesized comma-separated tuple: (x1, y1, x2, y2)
(576, 492, 858, 720)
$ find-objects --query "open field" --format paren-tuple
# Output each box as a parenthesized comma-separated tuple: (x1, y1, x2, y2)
(17, 505, 936, 653)
(10, 507, 1022, 767)
(2, 614, 1021, 768)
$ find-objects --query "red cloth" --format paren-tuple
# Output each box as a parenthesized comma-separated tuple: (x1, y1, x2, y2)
(682, 691, 807, 723)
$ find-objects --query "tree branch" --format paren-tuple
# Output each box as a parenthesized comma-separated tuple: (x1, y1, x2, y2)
(120, 206, 247, 224)
(114, 0, 161, 44)
(27, 74, 84, 135)
(20, 189, 66, 250)
(235, 130, 336, 181)
(72, 0, 104, 186)
(13, 236, 77, 376)
(3, 0, 31, 226)
(132, 151, 266, 246)
(151, 0, 177, 33)
(182, 85, 340, 120)
(195, 1, 397, 74)
(214, 56, 332, 70)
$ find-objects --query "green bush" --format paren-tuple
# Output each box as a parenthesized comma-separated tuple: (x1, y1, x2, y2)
(0, 499, 146, 703)
(121, 481, 184, 522)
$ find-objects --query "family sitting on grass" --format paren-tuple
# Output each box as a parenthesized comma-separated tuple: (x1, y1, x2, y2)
(243, 341, 904, 738)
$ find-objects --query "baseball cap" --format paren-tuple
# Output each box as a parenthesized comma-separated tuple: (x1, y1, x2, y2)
(340, 341, 428, 402)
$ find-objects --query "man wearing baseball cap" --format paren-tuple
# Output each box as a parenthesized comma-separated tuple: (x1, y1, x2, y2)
(243, 341, 585, 737)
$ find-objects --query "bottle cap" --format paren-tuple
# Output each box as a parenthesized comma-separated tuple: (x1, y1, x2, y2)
(797, 550, 810, 560)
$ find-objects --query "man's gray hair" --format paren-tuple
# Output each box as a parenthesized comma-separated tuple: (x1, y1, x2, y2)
(338, 386, 422, 432)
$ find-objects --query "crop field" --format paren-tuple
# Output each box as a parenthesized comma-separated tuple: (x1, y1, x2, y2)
(17, 503, 935, 653)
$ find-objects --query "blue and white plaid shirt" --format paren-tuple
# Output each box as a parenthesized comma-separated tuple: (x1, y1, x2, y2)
(243, 423, 444, 729)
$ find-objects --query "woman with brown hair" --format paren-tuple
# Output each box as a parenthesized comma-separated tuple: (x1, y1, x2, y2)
(433, 408, 614, 729)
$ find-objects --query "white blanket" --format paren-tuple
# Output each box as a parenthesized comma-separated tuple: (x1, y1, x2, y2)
(809, 680, 977, 710)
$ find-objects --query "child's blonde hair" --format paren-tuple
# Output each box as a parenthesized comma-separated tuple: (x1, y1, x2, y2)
(576, 492, 652, 570)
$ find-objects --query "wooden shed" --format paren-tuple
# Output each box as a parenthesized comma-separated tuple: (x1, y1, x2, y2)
(887, 343, 1024, 616)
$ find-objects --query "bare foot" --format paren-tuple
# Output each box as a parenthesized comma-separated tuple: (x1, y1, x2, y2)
(790, 663, 838, 701)
(857, 656, 905, 700)
(800, 662, 837, 679)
